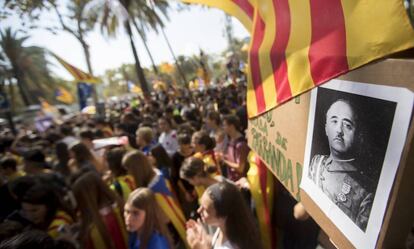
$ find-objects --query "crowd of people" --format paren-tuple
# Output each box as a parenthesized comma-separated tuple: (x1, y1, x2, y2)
(0, 82, 320, 249)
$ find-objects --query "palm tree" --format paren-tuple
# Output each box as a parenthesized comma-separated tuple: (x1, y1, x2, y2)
(52, 0, 96, 75)
(129, 0, 170, 75)
(0, 28, 57, 106)
(0, 28, 32, 106)
(85, 0, 155, 96)
(146, 0, 187, 84)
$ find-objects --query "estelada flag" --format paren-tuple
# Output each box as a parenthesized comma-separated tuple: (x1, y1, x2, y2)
(148, 171, 189, 248)
(182, 0, 414, 117)
(52, 53, 100, 84)
(55, 87, 74, 104)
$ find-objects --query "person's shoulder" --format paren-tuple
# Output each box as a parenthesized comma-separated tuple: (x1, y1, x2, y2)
(309, 154, 329, 181)
(311, 154, 329, 163)
(147, 231, 169, 249)
(309, 154, 329, 170)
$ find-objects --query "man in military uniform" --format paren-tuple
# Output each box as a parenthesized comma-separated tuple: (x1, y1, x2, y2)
(309, 99, 373, 231)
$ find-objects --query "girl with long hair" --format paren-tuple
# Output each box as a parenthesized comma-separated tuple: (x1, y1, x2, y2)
(53, 142, 71, 179)
(122, 150, 187, 247)
(72, 171, 127, 249)
(69, 142, 105, 174)
(105, 147, 136, 201)
(149, 144, 173, 179)
(124, 188, 171, 249)
(186, 182, 262, 249)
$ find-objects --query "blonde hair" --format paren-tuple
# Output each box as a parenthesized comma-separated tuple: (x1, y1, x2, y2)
(136, 127, 154, 144)
(126, 188, 172, 249)
(122, 150, 155, 188)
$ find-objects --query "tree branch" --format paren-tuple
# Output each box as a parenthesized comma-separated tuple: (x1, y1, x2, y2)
(52, 3, 81, 41)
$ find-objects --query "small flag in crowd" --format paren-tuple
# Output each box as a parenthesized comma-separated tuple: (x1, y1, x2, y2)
(127, 81, 143, 95)
(159, 62, 175, 74)
(181, 0, 414, 118)
(51, 53, 100, 84)
(55, 87, 74, 104)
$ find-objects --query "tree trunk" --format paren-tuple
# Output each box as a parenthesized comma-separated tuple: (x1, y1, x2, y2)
(125, 20, 150, 97)
(8, 78, 15, 113)
(131, 19, 159, 75)
(12, 66, 31, 106)
(80, 37, 93, 75)
(1, 80, 16, 135)
(159, 25, 187, 85)
(146, 0, 186, 84)
(77, 20, 100, 111)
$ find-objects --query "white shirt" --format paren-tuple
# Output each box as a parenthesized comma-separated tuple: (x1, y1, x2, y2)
(212, 228, 236, 249)
(158, 130, 179, 157)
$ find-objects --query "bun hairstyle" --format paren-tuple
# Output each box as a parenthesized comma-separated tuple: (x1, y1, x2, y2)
(180, 157, 207, 180)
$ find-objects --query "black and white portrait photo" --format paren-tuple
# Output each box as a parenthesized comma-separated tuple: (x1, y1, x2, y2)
(301, 79, 414, 249)
(308, 87, 396, 231)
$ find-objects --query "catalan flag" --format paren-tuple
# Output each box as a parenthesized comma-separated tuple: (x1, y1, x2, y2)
(247, 152, 275, 249)
(87, 205, 128, 249)
(149, 171, 189, 248)
(55, 87, 74, 104)
(182, 0, 414, 117)
(52, 53, 100, 84)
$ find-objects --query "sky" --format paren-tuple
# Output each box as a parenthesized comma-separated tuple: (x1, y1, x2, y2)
(2, 1, 250, 80)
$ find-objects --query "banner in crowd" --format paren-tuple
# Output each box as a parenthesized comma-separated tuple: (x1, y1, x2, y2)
(181, 0, 414, 118)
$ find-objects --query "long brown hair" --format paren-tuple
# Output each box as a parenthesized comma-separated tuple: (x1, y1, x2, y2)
(69, 142, 103, 172)
(72, 171, 124, 249)
(207, 182, 263, 249)
(69, 142, 94, 164)
(150, 144, 172, 169)
(122, 150, 155, 188)
(126, 188, 172, 249)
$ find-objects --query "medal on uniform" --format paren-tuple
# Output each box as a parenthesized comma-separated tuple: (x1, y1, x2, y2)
(337, 192, 347, 202)
(336, 179, 351, 203)
(341, 182, 351, 195)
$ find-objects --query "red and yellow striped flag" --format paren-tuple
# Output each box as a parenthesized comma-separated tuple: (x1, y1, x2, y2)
(182, 0, 414, 117)
(52, 54, 100, 84)
(181, 0, 255, 32)
(247, 152, 275, 249)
